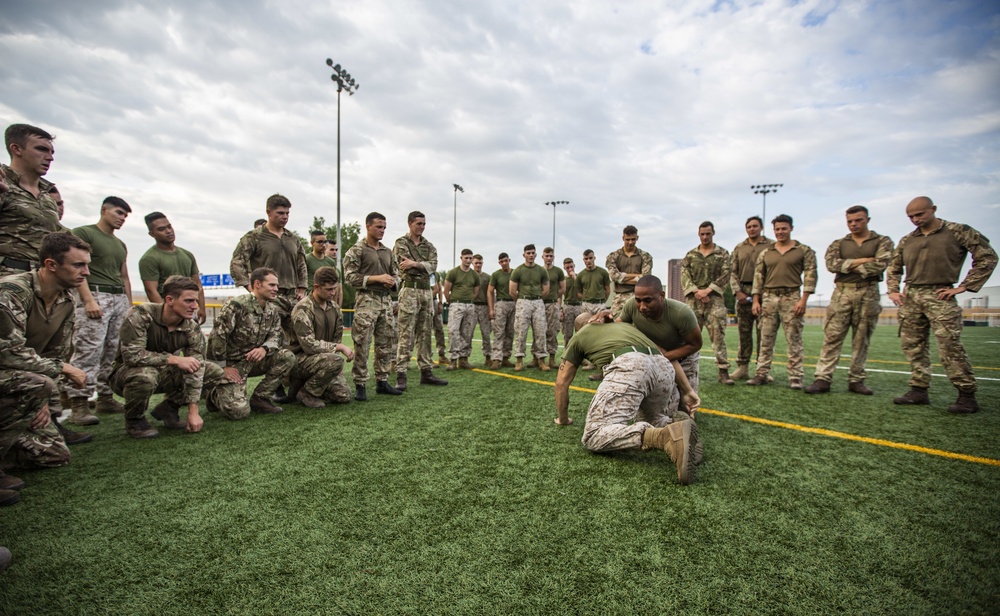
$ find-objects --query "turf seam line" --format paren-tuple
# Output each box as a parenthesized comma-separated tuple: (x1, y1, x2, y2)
(473, 368, 1000, 468)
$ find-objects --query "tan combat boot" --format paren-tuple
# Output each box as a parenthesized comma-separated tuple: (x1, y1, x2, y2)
(68, 397, 99, 426)
(718, 369, 734, 385)
(95, 394, 125, 414)
(458, 358, 473, 370)
(500, 357, 515, 368)
(514, 358, 524, 372)
(548, 355, 557, 369)
(730, 363, 749, 380)
(641, 421, 697, 485)
(538, 360, 551, 372)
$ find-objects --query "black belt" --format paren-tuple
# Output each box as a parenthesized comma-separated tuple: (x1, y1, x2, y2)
(740, 281, 753, 286)
(402, 280, 430, 290)
(473, 302, 487, 306)
(357, 289, 389, 296)
(565, 302, 581, 306)
(89, 284, 125, 294)
(907, 284, 953, 289)
(450, 300, 473, 304)
(0, 257, 38, 271)
(543, 300, 557, 304)
(611, 345, 658, 360)
(518, 297, 542, 301)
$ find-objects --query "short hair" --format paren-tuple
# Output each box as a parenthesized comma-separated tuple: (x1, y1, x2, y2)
(408, 211, 425, 223)
(250, 267, 277, 286)
(102, 196, 131, 213)
(846, 205, 869, 217)
(163, 275, 199, 298)
(635, 275, 663, 294)
(543, 247, 554, 255)
(745, 216, 763, 227)
(583, 249, 594, 257)
(623, 225, 638, 236)
(563, 258, 574, 265)
(314, 266, 339, 287)
(310, 230, 326, 241)
(472, 254, 483, 261)
(498, 252, 509, 260)
(699, 221, 715, 231)
(265, 194, 291, 211)
(5, 123, 54, 155)
(144, 211, 167, 229)
(39, 232, 90, 264)
(771, 214, 793, 227)
(523, 244, 536, 252)
(366, 212, 386, 225)
(461, 248, 473, 256)
(254, 218, 267, 228)
(327, 238, 337, 245)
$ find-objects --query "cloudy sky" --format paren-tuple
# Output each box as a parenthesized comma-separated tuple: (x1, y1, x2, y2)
(3, 0, 998, 302)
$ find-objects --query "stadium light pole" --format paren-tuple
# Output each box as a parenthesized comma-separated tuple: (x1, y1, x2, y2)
(453, 184, 464, 268)
(545, 201, 568, 251)
(326, 59, 359, 273)
(751, 184, 783, 222)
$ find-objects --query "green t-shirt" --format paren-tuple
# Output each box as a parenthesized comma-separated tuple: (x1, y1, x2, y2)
(72, 225, 127, 287)
(305, 253, 339, 292)
(445, 267, 480, 302)
(577, 266, 611, 302)
(473, 271, 490, 303)
(563, 276, 581, 305)
(510, 264, 547, 300)
(489, 268, 514, 301)
(618, 297, 698, 351)
(562, 322, 658, 368)
(139, 245, 199, 296)
(543, 265, 565, 302)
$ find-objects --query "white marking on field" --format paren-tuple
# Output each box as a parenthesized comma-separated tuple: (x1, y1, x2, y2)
(696, 355, 1000, 382)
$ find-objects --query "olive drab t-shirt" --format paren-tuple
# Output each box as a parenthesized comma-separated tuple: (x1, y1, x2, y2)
(618, 297, 698, 352)
(72, 224, 126, 287)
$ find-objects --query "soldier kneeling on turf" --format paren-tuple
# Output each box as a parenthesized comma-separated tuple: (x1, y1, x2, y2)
(109, 275, 243, 439)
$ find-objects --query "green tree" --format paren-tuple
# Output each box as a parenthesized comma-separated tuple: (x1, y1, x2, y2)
(302, 216, 362, 309)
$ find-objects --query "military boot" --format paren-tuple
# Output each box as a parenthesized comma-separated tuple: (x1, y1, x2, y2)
(375, 381, 403, 396)
(893, 386, 930, 405)
(395, 373, 408, 392)
(355, 385, 368, 402)
(52, 416, 93, 445)
(730, 363, 749, 380)
(0, 546, 11, 572)
(125, 418, 160, 439)
(420, 369, 448, 386)
(446, 360, 459, 371)
(947, 391, 980, 414)
(718, 369, 735, 385)
(848, 381, 873, 395)
(0, 490, 20, 507)
(296, 390, 326, 409)
(489, 359, 501, 370)
(746, 374, 770, 386)
(500, 357, 515, 368)
(804, 380, 831, 394)
(249, 394, 283, 414)
(0, 472, 25, 492)
(514, 358, 524, 372)
(548, 355, 557, 369)
(538, 360, 551, 372)
(68, 397, 99, 426)
(528, 357, 539, 368)
(458, 358, 473, 370)
(95, 394, 124, 414)
(641, 421, 697, 485)
(788, 378, 804, 390)
(150, 399, 186, 430)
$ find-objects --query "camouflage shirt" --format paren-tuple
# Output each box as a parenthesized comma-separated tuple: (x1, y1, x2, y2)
(825, 231, 894, 284)
(605, 246, 653, 294)
(752, 242, 818, 296)
(681, 244, 731, 297)
(207, 294, 283, 366)
(230, 226, 308, 290)
(0, 164, 62, 263)
(0, 271, 75, 378)
(392, 233, 437, 283)
(289, 295, 344, 356)
(344, 239, 399, 291)
(730, 237, 773, 294)
(112, 303, 206, 404)
(887, 220, 997, 294)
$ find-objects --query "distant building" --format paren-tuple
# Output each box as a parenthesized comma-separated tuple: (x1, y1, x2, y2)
(964, 285, 998, 310)
(667, 259, 684, 301)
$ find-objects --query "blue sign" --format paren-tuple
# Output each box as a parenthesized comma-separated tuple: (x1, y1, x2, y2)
(222, 274, 234, 286)
(201, 274, 222, 287)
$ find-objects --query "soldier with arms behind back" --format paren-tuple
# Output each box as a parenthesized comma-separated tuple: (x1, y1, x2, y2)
(682, 221, 734, 385)
(729, 216, 773, 380)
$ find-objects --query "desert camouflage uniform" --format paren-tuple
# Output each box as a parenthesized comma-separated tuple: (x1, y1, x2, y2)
(752, 242, 818, 381)
(489, 269, 515, 362)
(289, 295, 352, 403)
(109, 303, 241, 419)
(0, 271, 72, 469)
(606, 246, 652, 317)
(813, 232, 894, 384)
(65, 291, 130, 399)
(0, 165, 63, 277)
(230, 225, 308, 334)
(682, 244, 732, 370)
(887, 221, 997, 393)
(344, 239, 399, 385)
(561, 276, 582, 347)
(542, 266, 565, 359)
(473, 271, 492, 361)
(207, 294, 295, 411)
(393, 233, 437, 373)
(730, 237, 773, 368)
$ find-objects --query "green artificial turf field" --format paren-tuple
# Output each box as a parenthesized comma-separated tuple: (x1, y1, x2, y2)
(1, 325, 997, 614)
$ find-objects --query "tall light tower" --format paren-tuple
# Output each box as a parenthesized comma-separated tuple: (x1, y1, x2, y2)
(326, 59, 359, 273)
(751, 184, 783, 222)
(452, 184, 464, 268)
(545, 201, 568, 251)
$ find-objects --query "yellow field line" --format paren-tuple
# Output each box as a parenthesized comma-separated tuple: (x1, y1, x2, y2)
(473, 368, 1000, 467)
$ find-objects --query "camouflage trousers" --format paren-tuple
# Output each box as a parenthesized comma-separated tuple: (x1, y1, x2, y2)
(351, 292, 397, 385)
(813, 284, 882, 384)
(545, 303, 561, 358)
(110, 362, 247, 420)
(433, 309, 446, 358)
(610, 291, 634, 318)
(687, 294, 730, 369)
(0, 370, 70, 470)
(898, 286, 976, 393)
(395, 287, 434, 372)
(448, 303, 477, 360)
(756, 290, 805, 381)
(734, 297, 762, 367)
(678, 352, 701, 395)
(513, 299, 548, 359)
(581, 353, 680, 452)
(474, 304, 492, 360)
(291, 352, 352, 403)
(561, 304, 582, 348)
(580, 302, 606, 319)
(273, 289, 298, 344)
(227, 349, 296, 408)
(490, 301, 516, 361)
(66, 291, 130, 398)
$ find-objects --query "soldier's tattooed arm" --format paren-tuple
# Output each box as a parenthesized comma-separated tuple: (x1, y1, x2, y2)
(554, 360, 578, 425)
